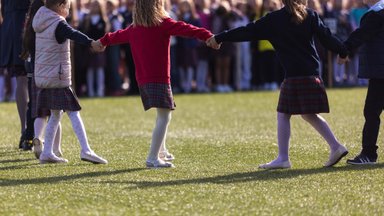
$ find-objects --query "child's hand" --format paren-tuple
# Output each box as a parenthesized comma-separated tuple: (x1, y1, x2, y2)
(337, 55, 349, 65)
(206, 36, 221, 50)
(91, 40, 106, 52)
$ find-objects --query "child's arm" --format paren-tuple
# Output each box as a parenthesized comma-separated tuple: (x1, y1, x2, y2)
(214, 16, 270, 44)
(55, 21, 93, 46)
(312, 12, 348, 58)
(164, 18, 213, 41)
(99, 28, 130, 47)
(344, 11, 384, 52)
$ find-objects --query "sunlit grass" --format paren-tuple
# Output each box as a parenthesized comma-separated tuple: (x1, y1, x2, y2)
(0, 88, 383, 215)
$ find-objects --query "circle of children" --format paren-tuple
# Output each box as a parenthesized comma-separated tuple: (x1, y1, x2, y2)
(0, 0, 382, 168)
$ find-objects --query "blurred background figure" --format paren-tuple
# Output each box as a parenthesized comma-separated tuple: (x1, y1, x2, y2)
(195, 0, 212, 93)
(119, 0, 138, 95)
(105, 0, 125, 96)
(211, 0, 235, 93)
(256, 0, 282, 90)
(176, 0, 200, 93)
(74, 0, 90, 96)
(82, 0, 109, 97)
(348, 0, 368, 86)
(233, 0, 252, 91)
(0, 0, 31, 149)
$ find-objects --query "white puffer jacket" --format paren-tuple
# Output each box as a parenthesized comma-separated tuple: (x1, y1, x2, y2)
(33, 6, 71, 88)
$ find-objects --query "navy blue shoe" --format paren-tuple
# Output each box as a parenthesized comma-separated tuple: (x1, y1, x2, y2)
(346, 154, 377, 165)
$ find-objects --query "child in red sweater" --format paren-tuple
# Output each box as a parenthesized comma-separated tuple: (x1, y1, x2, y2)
(94, 0, 216, 168)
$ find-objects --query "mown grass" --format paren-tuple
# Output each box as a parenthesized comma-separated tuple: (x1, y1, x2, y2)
(0, 88, 383, 215)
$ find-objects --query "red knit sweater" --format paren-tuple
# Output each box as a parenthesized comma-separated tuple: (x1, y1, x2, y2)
(100, 18, 213, 86)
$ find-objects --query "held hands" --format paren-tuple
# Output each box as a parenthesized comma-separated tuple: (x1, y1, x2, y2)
(91, 40, 106, 52)
(337, 55, 349, 65)
(206, 36, 221, 50)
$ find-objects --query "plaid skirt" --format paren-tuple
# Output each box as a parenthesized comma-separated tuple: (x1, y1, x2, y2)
(31, 76, 51, 118)
(37, 87, 81, 111)
(139, 83, 175, 111)
(277, 76, 329, 114)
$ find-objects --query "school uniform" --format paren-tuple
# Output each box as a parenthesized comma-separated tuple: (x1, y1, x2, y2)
(83, 15, 107, 69)
(215, 7, 348, 114)
(33, 6, 93, 112)
(344, 1, 384, 160)
(100, 18, 213, 111)
(0, 0, 29, 76)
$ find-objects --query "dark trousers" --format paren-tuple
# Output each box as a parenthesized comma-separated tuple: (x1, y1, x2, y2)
(362, 78, 384, 158)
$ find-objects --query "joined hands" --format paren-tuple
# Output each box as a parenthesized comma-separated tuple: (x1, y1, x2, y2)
(206, 36, 221, 50)
(91, 40, 106, 52)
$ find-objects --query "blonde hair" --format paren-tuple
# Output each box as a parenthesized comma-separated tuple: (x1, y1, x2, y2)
(282, 0, 308, 24)
(133, 0, 169, 27)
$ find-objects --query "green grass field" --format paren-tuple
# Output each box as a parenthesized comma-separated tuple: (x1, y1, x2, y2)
(0, 88, 383, 215)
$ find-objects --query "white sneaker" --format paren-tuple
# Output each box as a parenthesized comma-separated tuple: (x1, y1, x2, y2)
(39, 153, 68, 164)
(146, 159, 174, 168)
(259, 160, 291, 169)
(324, 145, 348, 167)
(159, 151, 175, 161)
(32, 138, 43, 159)
(80, 150, 108, 164)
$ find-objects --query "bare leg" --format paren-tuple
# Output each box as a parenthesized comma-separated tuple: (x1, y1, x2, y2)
(16, 76, 28, 134)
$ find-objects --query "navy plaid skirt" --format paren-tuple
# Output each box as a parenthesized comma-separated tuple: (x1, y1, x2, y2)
(277, 76, 329, 114)
(37, 87, 81, 111)
(139, 83, 175, 111)
(31, 76, 51, 118)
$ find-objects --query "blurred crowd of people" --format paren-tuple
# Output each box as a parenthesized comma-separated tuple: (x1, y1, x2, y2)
(0, 0, 369, 102)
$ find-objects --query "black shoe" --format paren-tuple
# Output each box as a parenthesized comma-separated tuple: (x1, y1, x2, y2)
(346, 154, 377, 165)
(18, 133, 26, 149)
(22, 140, 33, 151)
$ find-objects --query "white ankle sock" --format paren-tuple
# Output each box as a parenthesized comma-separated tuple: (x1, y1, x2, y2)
(67, 111, 91, 153)
(147, 108, 171, 161)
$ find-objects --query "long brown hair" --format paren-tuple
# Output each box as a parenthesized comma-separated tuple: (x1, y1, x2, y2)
(83, 0, 110, 33)
(282, 0, 308, 24)
(21, 0, 45, 60)
(133, 0, 169, 27)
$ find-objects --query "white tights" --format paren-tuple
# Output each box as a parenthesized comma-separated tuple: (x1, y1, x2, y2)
(34, 117, 61, 153)
(147, 108, 172, 161)
(42, 110, 91, 155)
(275, 112, 341, 162)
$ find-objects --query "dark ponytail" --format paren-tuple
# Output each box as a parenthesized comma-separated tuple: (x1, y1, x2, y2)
(21, 0, 45, 60)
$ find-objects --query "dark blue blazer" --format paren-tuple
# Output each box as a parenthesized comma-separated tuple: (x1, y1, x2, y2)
(345, 9, 384, 79)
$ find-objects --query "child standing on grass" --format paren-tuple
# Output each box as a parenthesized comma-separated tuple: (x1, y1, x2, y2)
(94, 0, 215, 168)
(207, 0, 349, 169)
(21, 0, 63, 160)
(33, 0, 107, 164)
(339, 0, 384, 165)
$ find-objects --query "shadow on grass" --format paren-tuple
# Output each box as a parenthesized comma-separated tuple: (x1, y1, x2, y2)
(0, 167, 146, 187)
(104, 163, 384, 189)
(0, 149, 25, 158)
(0, 158, 36, 163)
